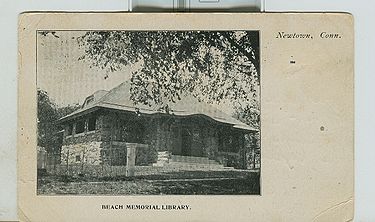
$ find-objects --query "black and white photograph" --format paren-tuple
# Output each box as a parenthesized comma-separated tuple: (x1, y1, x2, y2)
(36, 30, 261, 195)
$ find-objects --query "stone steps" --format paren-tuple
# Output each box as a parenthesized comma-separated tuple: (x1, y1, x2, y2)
(153, 152, 230, 169)
(152, 151, 170, 167)
(171, 155, 212, 164)
(167, 162, 225, 170)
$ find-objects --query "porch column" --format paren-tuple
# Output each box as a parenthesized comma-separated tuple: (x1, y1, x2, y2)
(242, 133, 247, 169)
(126, 143, 136, 176)
(155, 117, 162, 151)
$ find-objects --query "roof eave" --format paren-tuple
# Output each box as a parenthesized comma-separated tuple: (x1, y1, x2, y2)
(57, 106, 100, 124)
(57, 102, 259, 134)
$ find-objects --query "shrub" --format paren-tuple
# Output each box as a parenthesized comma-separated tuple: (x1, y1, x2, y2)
(216, 152, 244, 169)
(135, 145, 157, 166)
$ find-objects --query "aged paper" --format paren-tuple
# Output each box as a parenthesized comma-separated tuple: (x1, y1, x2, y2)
(18, 13, 354, 222)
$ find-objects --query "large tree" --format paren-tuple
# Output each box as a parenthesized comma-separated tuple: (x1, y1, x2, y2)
(78, 31, 260, 127)
(37, 89, 80, 154)
(232, 103, 261, 169)
(37, 89, 59, 151)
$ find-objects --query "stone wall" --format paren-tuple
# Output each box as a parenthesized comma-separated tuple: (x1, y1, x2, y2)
(60, 110, 248, 168)
(61, 113, 104, 165)
(61, 141, 102, 165)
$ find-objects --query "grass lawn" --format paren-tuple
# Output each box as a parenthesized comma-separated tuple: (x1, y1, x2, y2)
(37, 169, 260, 195)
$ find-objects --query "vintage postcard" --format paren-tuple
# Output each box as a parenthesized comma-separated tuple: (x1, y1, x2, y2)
(18, 13, 354, 221)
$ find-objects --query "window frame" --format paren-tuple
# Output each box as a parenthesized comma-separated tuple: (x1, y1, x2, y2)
(66, 124, 73, 136)
(75, 120, 85, 134)
(87, 116, 96, 132)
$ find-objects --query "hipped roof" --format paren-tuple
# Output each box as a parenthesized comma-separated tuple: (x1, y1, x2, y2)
(59, 81, 257, 132)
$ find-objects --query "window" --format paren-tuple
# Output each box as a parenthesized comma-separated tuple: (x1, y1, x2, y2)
(66, 124, 73, 136)
(75, 155, 81, 162)
(75, 120, 85, 134)
(88, 117, 96, 131)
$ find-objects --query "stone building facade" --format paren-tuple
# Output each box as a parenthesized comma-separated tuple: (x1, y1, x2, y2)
(59, 82, 257, 169)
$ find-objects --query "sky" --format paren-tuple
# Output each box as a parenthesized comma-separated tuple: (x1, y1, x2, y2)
(37, 31, 134, 107)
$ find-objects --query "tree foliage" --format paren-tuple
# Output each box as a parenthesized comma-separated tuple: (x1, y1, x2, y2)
(37, 89, 80, 153)
(78, 30, 260, 128)
(232, 104, 261, 169)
